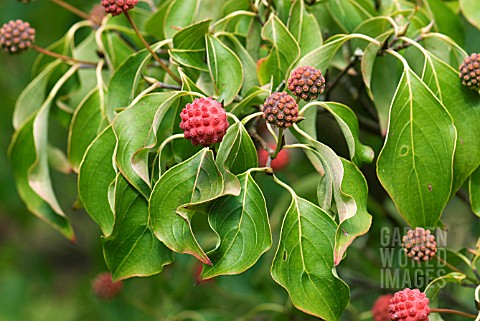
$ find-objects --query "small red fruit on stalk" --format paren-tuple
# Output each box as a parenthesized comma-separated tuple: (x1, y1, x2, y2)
(101, 0, 139, 16)
(262, 92, 299, 128)
(0, 20, 35, 54)
(92, 272, 123, 300)
(179, 97, 229, 146)
(372, 294, 394, 321)
(258, 145, 289, 171)
(388, 288, 430, 321)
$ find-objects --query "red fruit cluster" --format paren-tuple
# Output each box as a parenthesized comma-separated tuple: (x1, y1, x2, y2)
(92, 272, 123, 300)
(288, 65, 325, 101)
(372, 294, 394, 321)
(0, 20, 35, 54)
(402, 228, 437, 262)
(101, 0, 139, 16)
(388, 288, 430, 321)
(179, 97, 229, 146)
(262, 92, 299, 128)
(459, 53, 480, 90)
(258, 145, 289, 171)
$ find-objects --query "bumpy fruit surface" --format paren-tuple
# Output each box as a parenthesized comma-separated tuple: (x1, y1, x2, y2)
(262, 92, 299, 128)
(101, 0, 139, 16)
(92, 272, 123, 300)
(372, 294, 394, 321)
(0, 20, 35, 54)
(388, 288, 430, 321)
(258, 145, 289, 171)
(459, 53, 480, 90)
(288, 66, 325, 101)
(402, 228, 437, 262)
(179, 97, 229, 146)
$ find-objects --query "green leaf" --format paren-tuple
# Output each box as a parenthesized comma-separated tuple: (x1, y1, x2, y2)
(206, 35, 243, 105)
(377, 54, 456, 228)
(296, 33, 376, 73)
(469, 166, 480, 217)
(200, 171, 271, 279)
(101, 31, 135, 69)
(113, 92, 177, 198)
(229, 86, 269, 117)
(271, 177, 349, 321)
(68, 88, 104, 172)
(460, 0, 480, 29)
(424, 272, 466, 301)
(217, 33, 259, 95)
(150, 149, 224, 264)
(291, 127, 357, 222)
(288, 0, 323, 57)
(410, 51, 480, 194)
(78, 126, 117, 236)
(257, 14, 300, 88)
(325, 0, 373, 33)
(334, 159, 372, 265)
(9, 115, 74, 241)
(170, 19, 211, 71)
(304, 102, 374, 167)
(216, 122, 258, 195)
(164, 0, 200, 39)
(144, 0, 174, 40)
(422, 0, 464, 46)
(105, 41, 169, 121)
(103, 174, 173, 280)
(13, 60, 62, 129)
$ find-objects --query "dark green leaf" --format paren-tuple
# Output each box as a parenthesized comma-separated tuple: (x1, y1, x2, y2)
(103, 174, 173, 280)
(164, 0, 200, 39)
(271, 176, 349, 321)
(150, 149, 224, 264)
(78, 126, 117, 236)
(377, 54, 456, 228)
(460, 0, 480, 29)
(201, 171, 271, 279)
(469, 166, 480, 218)
(288, 0, 323, 57)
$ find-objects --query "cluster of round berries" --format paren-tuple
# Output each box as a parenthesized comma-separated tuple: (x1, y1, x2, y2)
(101, 0, 138, 16)
(0, 20, 35, 54)
(372, 288, 431, 321)
(459, 53, 480, 91)
(402, 227, 437, 262)
(262, 66, 325, 129)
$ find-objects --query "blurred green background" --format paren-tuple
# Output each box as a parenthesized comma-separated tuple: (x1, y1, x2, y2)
(0, 1, 479, 320)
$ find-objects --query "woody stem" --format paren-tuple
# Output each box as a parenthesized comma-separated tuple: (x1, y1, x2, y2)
(123, 11, 182, 85)
(50, 0, 91, 21)
(431, 308, 477, 319)
(31, 44, 98, 67)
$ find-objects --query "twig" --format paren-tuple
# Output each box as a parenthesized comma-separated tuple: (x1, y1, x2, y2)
(50, 0, 91, 21)
(32, 44, 98, 67)
(123, 11, 182, 85)
(430, 308, 477, 319)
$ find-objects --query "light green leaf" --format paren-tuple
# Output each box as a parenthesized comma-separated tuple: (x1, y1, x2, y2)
(460, 0, 480, 29)
(257, 14, 300, 88)
(150, 149, 224, 264)
(201, 171, 271, 279)
(103, 174, 173, 280)
(68, 88, 104, 172)
(271, 176, 349, 321)
(469, 166, 480, 217)
(334, 159, 372, 265)
(288, 0, 323, 57)
(144, 0, 174, 40)
(377, 54, 456, 228)
(78, 126, 117, 236)
(206, 35, 243, 105)
(326, 0, 373, 33)
(9, 116, 74, 241)
(13, 60, 62, 129)
(422, 0, 464, 46)
(229, 86, 269, 117)
(164, 0, 200, 39)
